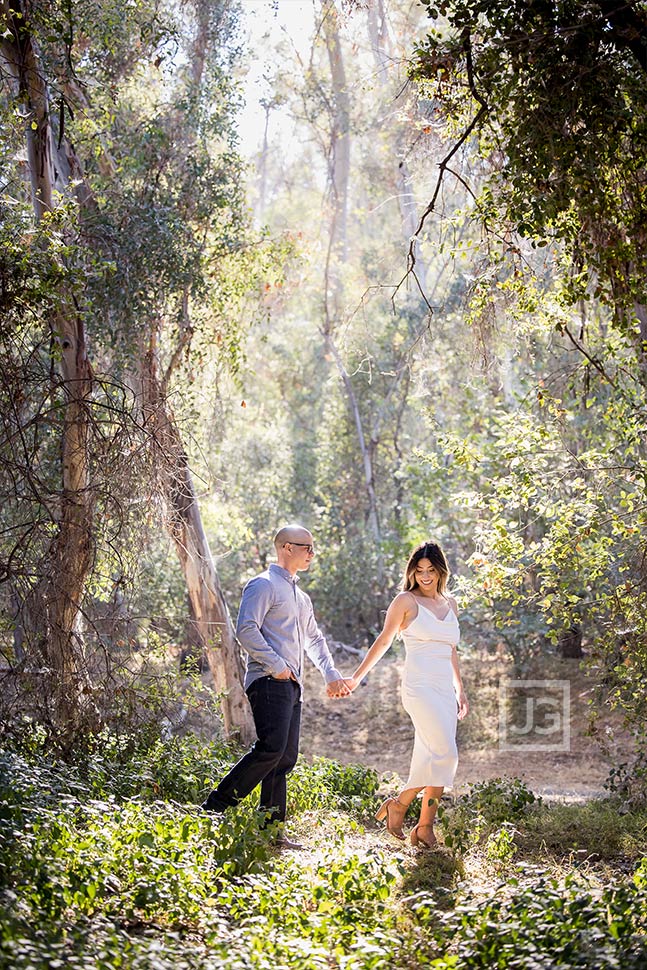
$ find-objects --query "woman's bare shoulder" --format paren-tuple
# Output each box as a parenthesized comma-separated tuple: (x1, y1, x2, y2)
(446, 593, 459, 614)
(389, 590, 416, 612)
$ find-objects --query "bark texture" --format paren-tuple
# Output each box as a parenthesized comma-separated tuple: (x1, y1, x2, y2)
(142, 333, 255, 743)
(1, 0, 95, 713)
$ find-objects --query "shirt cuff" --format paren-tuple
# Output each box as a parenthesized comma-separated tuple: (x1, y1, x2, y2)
(324, 667, 343, 684)
(269, 660, 290, 677)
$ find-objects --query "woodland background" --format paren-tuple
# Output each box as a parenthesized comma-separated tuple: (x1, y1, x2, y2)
(1, 1, 647, 966)
(2, 0, 646, 768)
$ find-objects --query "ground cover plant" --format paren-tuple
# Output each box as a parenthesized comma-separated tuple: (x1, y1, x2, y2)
(0, 733, 645, 969)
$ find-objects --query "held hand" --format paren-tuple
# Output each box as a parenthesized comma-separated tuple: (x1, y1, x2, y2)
(457, 690, 469, 720)
(326, 678, 352, 698)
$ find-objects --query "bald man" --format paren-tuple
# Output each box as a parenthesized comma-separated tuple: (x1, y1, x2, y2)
(202, 525, 350, 846)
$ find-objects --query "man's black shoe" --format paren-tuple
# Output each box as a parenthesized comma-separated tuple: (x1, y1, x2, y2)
(201, 798, 226, 814)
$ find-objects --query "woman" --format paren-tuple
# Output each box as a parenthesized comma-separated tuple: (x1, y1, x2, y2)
(347, 541, 469, 848)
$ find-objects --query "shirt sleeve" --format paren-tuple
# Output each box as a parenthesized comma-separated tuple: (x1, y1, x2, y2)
(303, 603, 342, 683)
(236, 577, 289, 677)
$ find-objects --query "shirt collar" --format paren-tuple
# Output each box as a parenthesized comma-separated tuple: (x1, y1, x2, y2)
(269, 563, 299, 585)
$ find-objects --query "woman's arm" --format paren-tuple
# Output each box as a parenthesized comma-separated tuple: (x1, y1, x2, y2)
(451, 646, 469, 719)
(447, 595, 469, 719)
(347, 593, 412, 689)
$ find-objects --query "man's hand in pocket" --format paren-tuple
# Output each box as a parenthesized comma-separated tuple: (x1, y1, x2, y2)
(273, 668, 296, 681)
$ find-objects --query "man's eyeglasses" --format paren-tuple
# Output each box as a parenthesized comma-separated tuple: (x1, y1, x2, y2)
(285, 542, 315, 554)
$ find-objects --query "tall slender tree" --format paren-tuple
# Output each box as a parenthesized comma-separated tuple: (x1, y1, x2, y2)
(1, 0, 95, 724)
(321, 0, 382, 552)
(131, 0, 255, 740)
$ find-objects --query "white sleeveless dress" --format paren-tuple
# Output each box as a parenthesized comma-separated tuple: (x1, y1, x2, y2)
(400, 601, 460, 789)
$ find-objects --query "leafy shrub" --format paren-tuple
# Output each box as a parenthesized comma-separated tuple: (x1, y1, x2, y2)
(79, 731, 240, 803)
(0, 848, 407, 970)
(484, 822, 518, 870)
(0, 722, 239, 804)
(289, 756, 380, 816)
(411, 864, 647, 969)
(0, 729, 411, 970)
(0, 784, 271, 923)
(439, 777, 538, 853)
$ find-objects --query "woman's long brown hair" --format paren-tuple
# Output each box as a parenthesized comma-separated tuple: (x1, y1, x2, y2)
(401, 541, 450, 595)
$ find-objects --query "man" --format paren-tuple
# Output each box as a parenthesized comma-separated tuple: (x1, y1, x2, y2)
(202, 525, 350, 847)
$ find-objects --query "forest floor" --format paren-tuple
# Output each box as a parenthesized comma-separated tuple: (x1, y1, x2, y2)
(299, 646, 631, 803)
(4, 648, 644, 970)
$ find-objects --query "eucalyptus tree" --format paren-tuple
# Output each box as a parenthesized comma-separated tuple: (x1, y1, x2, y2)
(0, 0, 259, 740)
(1, 0, 105, 728)
(125, 0, 256, 741)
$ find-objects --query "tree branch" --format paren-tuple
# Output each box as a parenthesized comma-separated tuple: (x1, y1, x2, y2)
(406, 28, 488, 280)
(563, 324, 617, 387)
(594, 0, 647, 73)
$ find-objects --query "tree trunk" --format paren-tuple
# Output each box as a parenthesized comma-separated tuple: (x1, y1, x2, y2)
(141, 333, 255, 742)
(322, 0, 350, 272)
(559, 624, 583, 659)
(324, 332, 382, 549)
(367, 0, 389, 79)
(321, 0, 382, 555)
(135, 0, 255, 741)
(366, 0, 431, 291)
(46, 307, 94, 683)
(1, 0, 95, 714)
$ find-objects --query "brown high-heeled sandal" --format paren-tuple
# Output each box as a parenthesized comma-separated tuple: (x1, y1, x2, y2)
(375, 797, 406, 840)
(410, 823, 438, 849)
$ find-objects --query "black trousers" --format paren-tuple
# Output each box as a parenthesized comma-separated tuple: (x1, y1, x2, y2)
(203, 676, 302, 824)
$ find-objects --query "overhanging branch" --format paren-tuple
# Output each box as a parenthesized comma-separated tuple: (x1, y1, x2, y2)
(406, 28, 489, 283)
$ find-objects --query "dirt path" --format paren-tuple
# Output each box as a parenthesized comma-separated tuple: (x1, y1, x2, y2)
(300, 649, 629, 802)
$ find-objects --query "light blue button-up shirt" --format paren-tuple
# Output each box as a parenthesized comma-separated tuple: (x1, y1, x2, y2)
(236, 563, 342, 694)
